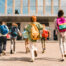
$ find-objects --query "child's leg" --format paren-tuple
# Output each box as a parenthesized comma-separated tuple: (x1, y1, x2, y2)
(10, 38, 13, 54)
(63, 32, 66, 56)
(13, 38, 16, 53)
(30, 41, 37, 61)
(59, 37, 65, 60)
(30, 43, 35, 61)
(0, 37, 2, 54)
(41, 38, 45, 53)
(25, 39, 30, 53)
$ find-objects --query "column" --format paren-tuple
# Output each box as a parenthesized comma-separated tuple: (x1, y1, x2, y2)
(43, 0, 45, 15)
(28, 0, 30, 14)
(36, 0, 38, 14)
(13, 0, 15, 14)
(51, 0, 53, 15)
(5, 0, 7, 14)
(59, 0, 61, 10)
(49, 22, 55, 40)
(20, 0, 23, 14)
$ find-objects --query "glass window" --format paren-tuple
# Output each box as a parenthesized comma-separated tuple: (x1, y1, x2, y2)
(61, 0, 66, 15)
(7, 0, 13, 14)
(23, 0, 28, 14)
(38, 0, 43, 15)
(46, 0, 51, 15)
(46, 6, 51, 16)
(30, 0, 36, 15)
(53, 0, 59, 15)
(15, 0, 20, 14)
(0, 0, 5, 15)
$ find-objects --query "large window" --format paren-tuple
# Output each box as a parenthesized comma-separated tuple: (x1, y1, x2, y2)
(53, 0, 59, 15)
(15, 0, 20, 14)
(30, 0, 36, 15)
(0, 0, 5, 15)
(23, 0, 28, 14)
(38, 0, 43, 15)
(61, 0, 66, 15)
(7, 0, 13, 14)
(46, 0, 51, 16)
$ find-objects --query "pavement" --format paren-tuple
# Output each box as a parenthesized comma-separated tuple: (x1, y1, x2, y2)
(0, 40, 66, 66)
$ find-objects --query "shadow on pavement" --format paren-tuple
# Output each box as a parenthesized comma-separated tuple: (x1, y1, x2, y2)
(36, 57, 61, 62)
(0, 57, 31, 62)
(17, 51, 26, 54)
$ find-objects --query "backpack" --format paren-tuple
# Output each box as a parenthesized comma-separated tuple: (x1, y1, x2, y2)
(30, 24, 40, 40)
(42, 30, 48, 39)
(11, 27, 18, 37)
(57, 18, 66, 32)
(0, 25, 9, 35)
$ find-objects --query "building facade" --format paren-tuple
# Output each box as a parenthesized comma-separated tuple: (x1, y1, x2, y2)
(0, 0, 66, 40)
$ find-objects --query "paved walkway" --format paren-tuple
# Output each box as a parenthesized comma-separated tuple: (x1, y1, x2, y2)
(0, 40, 66, 66)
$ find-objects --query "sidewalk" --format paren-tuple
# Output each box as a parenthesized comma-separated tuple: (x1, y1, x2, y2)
(0, 40, 66, 66)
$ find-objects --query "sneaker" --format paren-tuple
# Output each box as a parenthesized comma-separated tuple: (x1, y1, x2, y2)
(60, 59, 64, 62)
(26, 47, 30, 53)
(2, 51, 6, 55)
(42, 50, 45, 53)
(30, 59, 34, 62)
(42, 48, 45, 53)
(64, 54, 66, 57)
(34, 50, 37, 57)
(0, 53, 2, 56)
(10, 50, 14, 54)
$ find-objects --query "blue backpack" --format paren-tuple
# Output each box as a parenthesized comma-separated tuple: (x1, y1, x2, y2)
(0, 25, 9, 35)
(11, 27, 18, 37)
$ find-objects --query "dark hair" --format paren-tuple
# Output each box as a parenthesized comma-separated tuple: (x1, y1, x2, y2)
(58, 10, 64, 17)
(0, 21, 2, 25)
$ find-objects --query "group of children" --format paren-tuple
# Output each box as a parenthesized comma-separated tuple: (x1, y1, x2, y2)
(0, 9, 66, 62)
(0, 22, 21, 55)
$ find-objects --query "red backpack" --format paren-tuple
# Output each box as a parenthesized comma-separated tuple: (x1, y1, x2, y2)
(42, 30, 48, 39)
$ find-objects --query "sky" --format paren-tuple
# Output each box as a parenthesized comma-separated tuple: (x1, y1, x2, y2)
(0, 0, 66, 15)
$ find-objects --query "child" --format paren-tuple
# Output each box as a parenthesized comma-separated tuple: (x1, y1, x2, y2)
(10, 22, 21, 54)
(54, 10, 66, 61)
(25, 16, 43, 62)
(0, 21, 9, 55)
(41, 24, 49, 53)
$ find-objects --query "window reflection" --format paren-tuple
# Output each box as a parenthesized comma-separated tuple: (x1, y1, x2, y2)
(30, 0, 36, 15)
(46, 0, 51, 15)
(61, 0, 66, 15)
(23, 0, 28, 14)
(38, 0, 43, 15)
(0, 0, 5, 15)
(53, 0, 58, 15)
(15, 0, 20, 14)
(7, 0, 13, 14)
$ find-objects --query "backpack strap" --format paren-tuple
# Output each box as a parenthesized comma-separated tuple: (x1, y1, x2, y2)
(30, 23, 39, 31)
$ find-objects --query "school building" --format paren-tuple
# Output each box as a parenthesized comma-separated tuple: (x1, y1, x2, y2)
(0, 0, 66, 40)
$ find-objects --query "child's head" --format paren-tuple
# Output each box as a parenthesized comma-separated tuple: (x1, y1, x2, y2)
(58, 10, 64, 18)
(2, 21, 6, 25)
(12, 22, 18, 27)
(31, 16, 37, 22)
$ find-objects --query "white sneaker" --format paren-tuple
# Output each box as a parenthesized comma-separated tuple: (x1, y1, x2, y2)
(30, 59, 34, 62)
(0, 53, 2, 56)
(2, 51, 6, 55)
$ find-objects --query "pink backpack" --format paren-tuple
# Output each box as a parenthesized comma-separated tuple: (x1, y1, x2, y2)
(56, 17, 66, 32)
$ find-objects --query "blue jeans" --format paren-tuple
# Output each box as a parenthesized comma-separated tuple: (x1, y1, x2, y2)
(0, 36, 7, 53)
